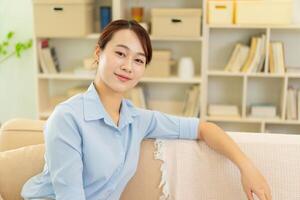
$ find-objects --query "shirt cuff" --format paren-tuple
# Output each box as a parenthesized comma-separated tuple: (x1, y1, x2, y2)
(179, 117, 200, 140)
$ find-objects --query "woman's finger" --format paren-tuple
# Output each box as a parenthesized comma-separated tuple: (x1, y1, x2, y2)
(265, 191, 272, 200)
(254, 189, 266, 200)
(246, 189, 254, 200)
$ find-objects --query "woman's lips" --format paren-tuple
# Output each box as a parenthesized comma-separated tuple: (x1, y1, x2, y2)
(115, 73, 131, 82)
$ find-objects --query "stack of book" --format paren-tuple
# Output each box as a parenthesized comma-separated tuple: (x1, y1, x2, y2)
(286, 87, 300, 120)
(182, 85, 201, 117)
(248, 104, 277, 119)
(269, 42, 286, 74)
(224, 34, 266, 73)
(208, 104, 239, 117)
(38, 39, 60, 74)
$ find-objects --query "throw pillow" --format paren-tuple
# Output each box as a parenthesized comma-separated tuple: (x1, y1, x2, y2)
(0, 144, 45, 200)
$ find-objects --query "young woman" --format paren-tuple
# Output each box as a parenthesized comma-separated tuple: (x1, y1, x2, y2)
(22, 20, 272, 200)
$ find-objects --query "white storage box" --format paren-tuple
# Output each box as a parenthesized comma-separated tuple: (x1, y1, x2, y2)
(208, 1, 234, 25)
(33, 0, 93, 37)
(144, 50, 171, 77)
(236, 1, 293, 25)
(151, 9, 202, 37)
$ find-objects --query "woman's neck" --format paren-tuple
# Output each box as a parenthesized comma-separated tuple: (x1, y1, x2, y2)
(93, 80, 123, 117)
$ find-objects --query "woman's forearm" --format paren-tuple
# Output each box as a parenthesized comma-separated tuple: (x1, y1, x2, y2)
(197, 121, 252, 171)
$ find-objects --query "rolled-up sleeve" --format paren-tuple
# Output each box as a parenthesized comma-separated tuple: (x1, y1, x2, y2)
(44, 104, 86, 200)
(144, 110, 199, 140)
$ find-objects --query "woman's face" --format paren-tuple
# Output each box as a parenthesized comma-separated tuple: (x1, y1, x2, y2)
(96, 29, 146, 94)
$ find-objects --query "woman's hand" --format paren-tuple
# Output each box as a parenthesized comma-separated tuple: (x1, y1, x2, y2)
(240, 162, 272, 200)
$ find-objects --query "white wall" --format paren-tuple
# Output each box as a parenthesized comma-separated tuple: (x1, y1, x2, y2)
(0, 0, 37, 125)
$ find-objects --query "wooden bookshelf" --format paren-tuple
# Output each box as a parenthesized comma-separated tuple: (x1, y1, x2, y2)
(34, 0, 300, 134)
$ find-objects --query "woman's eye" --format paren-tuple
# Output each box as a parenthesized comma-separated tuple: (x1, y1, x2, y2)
(115, 51, 125, 57)
(135, 59, 145, 65)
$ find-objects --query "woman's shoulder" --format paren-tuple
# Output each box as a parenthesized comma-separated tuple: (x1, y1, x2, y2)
(51, 94, 85, 119)
(123, 98, 158, 120)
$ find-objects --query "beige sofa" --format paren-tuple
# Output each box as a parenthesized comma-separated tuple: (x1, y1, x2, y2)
(2, 118, 300, 200)
(0, 119, 162, 200)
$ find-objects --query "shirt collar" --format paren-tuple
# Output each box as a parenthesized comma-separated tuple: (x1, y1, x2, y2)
(83, 83, 139, 128)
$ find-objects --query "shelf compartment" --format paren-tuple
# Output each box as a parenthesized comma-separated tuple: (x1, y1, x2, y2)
(143, 83, 200, 116)
(37, 79, 91, 119)
(265, 123, 300, 135)
(207, 121, 261, 133)
(207, 76, 244, 117)
(208, 28, 267, 71)
(118, 0, 202, 29)
(151, 41, 202, 77)
(285, 78, 300, 120)
(246, 77, 285, 119)
(270, 29, 300, 70)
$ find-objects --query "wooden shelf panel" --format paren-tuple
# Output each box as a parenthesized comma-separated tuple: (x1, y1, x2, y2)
(141, 76, 201, 84)
(207, 71, 286, 78)
(38, 73, 94, 80)
(87, 33, 203, 41)
(207, 115, 300, 125)
(208, 24, 300, 30)
(38, 74, 201, 84)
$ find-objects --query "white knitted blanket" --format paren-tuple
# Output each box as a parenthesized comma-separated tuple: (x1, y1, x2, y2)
(154, 132, 300, 200)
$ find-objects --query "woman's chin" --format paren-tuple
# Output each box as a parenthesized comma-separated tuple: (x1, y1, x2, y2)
(111, 84, 132, 94)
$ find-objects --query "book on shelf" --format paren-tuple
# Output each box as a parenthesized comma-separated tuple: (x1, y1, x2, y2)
(286, 87, 297, 120)
(240, 37, 256, 73)
(208, 104, 239, 117)
(128, 86, 146, 109)
(298, 90, 300, 121)
(236, 34, 266, 73)
(224, 43, 249, 72)
(250, 104, 277, 118)
(182, 85, 200, 117)
(247, 37, 261, 73)
(269, 42, 286, 74)
(50, 47, 60, 72)
(256, 34, 266, 73)
(38, 39, 58, 74)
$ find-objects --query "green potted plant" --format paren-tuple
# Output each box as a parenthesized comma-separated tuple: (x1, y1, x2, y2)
(0, 31, 32, 64)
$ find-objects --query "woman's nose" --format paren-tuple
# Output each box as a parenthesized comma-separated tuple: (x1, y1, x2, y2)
(121, 58, 133, 73)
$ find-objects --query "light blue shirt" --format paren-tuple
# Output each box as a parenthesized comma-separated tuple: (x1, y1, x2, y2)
(21, 83, 199, 200)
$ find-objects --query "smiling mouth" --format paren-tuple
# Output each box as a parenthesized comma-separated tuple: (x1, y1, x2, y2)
(114, 73, 131, 82)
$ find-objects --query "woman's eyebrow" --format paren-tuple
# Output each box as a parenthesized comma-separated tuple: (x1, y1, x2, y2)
(115, 44, 146, 57)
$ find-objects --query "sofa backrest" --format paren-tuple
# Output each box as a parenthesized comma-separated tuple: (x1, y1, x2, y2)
(0, 119, 162, 200)
(0, 118, 45, 152)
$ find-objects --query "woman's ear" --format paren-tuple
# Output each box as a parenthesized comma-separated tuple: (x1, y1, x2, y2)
(94, 45, 101, 63)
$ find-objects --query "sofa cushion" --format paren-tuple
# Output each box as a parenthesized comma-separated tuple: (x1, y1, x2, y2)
(121, 140, 162, 200)
(0, 140, 162, 200)
(0, 144, 45, 200)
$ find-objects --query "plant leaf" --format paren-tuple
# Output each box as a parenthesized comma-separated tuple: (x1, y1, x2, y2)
(15, 43, 22, 57)
(6, 31, 14, 39)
